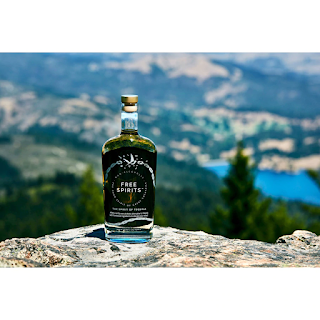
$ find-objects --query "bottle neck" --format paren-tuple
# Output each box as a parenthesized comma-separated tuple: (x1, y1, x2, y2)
(121, 110, 138, 134)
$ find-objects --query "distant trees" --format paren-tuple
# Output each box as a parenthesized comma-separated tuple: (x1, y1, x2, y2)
(210, 141, 306, 242)
(154, 206, 168, 227)
(154, 186, 221, 232)
(0, 172, 80, 241)
(307, 169, 320, 187)
(0, 168, 103, 241)
(77, 166, 104, 226)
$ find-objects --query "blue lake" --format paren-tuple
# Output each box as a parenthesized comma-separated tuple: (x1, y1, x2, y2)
(204, 161, 320, 205)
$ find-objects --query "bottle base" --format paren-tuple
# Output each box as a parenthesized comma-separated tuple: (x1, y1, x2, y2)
(105, 229, 153, 244)
(104, 222, 153, 243)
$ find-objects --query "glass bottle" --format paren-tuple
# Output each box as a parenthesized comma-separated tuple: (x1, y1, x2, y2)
(102, 95, 157, 243)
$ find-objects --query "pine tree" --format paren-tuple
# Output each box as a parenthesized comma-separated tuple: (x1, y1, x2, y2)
(210, 141, 307, 242)
(222, 141, 270, 239)
(210, 141, 271, 239)
(77, 166, 104, 226)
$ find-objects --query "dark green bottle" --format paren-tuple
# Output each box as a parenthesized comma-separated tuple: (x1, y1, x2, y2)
(102, 95, 157, 243)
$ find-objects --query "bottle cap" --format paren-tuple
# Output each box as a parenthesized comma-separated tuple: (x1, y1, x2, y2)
(121, 95, 138, 104)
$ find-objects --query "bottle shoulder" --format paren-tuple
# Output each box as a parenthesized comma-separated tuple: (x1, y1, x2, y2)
(102, 133, 157, 154)
(139, 134, 157, 150)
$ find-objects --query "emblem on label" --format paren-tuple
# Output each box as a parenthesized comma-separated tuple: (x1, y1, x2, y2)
(104, 153, 156, 188)
(111, 170, 147, 206)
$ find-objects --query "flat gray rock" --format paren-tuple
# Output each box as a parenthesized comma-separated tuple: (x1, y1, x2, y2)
(1, 225, 320, 267)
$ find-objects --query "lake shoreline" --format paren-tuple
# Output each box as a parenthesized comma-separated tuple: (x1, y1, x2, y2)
(203, 160, 320, 206)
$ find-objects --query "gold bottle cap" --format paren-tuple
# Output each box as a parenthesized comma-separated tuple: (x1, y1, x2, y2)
(121, 94, 138, 104)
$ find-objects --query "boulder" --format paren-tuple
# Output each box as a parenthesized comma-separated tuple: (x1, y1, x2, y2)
(1, 225, 320, 267)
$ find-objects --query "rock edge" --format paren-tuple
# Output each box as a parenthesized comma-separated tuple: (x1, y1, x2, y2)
(1, 225, 320, 267)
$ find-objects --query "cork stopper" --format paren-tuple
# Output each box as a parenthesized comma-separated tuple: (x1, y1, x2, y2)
(121, 95, 138, 104)
(121, 95, 138, 112)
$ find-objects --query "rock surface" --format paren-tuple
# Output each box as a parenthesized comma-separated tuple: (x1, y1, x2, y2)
(1, 225, 320, 267)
